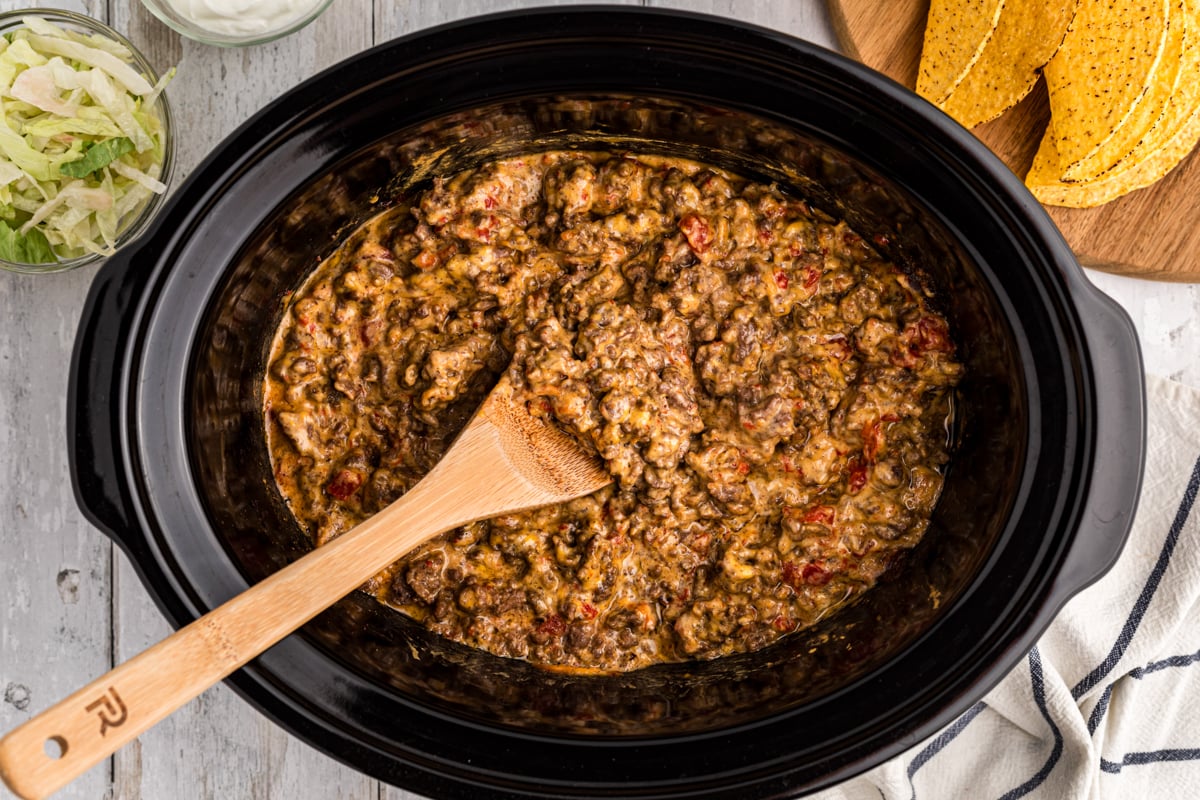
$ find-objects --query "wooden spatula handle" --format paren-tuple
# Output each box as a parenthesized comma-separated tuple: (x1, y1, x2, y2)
(0, 610, 255, 800)
(0, 416, 541, 800)
(0, 380, 609, 800)
(0, 486, 437, 800)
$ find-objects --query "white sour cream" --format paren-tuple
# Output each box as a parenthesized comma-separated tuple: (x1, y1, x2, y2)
(165, 0, 326, 37)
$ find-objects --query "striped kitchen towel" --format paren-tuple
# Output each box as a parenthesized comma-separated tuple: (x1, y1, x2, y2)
(817, 373, 1200, 800)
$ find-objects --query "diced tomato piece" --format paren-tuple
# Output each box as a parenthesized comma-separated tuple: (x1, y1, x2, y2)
(781, 561, 801, 589)
(863, 419, 883, 463)
(772, 615, 798, 632)
(803, 265, 821, 291)
(679, 213, 712, 255)
(580, 602, 599, 620)
(537, 614, 566, 638)
(774, 270, 789, 290)
(782, 560, 833, 589)
(896, 316, 953, 366)
(848, 458, 868, 493)
(801, 563, 832, 586)
(412, 249, 437, 270)
(474, 214, 499, 242)
(802, 505, 835, 526)
(326, 470, 362, 501)
(917, 316, 953, 353)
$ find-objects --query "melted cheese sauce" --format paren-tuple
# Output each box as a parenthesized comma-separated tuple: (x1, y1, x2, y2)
(264, 152, 963, 672)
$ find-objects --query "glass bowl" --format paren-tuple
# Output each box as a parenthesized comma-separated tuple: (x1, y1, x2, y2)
(139, 0, 333, 47)
(0, 9, 175, 274)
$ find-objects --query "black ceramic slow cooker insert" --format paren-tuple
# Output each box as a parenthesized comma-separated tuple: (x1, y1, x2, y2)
(68, 8, 1145, 799)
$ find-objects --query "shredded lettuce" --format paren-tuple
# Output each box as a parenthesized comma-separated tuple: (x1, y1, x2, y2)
(59, 136, 133, 177)
(0, 15, 172, 264)
(0, 219, 54, 263)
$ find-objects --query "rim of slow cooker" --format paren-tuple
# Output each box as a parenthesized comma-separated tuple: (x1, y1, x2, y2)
(109, 7, 1098, 798)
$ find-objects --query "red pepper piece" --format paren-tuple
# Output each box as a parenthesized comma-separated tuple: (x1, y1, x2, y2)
(782, 560, 833, 589)
(326, 469, 362, 501)
(537, 614, 566, 638)
(802, 505, 835, 526)
(679, 213, 712, 255)
(801, 562, 833, 586)
(781, 561, 801, 589)
(848, 458, 868, 493)
(863, 419, 883, 463)
(917, 316, 953, 353)
(803, 264, 821, 291)
(412, 249, 437, 270)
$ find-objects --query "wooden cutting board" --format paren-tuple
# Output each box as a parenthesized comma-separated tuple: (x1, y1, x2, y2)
(827, 0, 1200, 281)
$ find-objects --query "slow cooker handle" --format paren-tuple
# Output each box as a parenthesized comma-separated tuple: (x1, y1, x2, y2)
(1054, 276, 1147, 597)
(68, 242, 156, 563)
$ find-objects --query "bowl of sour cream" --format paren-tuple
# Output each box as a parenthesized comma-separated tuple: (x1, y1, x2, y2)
(140, 0, 332, 46)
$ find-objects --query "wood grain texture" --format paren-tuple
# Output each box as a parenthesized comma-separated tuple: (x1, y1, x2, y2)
(0, 7, 113, 800)
(376, 0, 642, 34)
(0, 267, 113, 800)
(648, 0, 837, 47)
(0, 380, 605, 800)
(110, 558, 382, 800)
(828, 0, 1200, 281)
(103, 4, 384, 800)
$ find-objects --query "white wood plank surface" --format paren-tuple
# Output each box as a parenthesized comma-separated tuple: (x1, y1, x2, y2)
(0, 264, 112, 800)
(0, 5, 114, 800)
(648, 0, 838, 46)
(0, 2, 1197, 800)
(102, 4, 385, 799)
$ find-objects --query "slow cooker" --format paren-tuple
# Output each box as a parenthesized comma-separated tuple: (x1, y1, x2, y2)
(68, 8, 1145, 798)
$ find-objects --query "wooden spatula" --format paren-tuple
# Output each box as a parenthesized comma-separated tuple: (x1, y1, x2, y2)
(0, 376, 611, 800)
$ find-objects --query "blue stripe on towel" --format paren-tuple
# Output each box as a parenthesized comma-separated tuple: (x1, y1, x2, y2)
(1088, 647, 1200, 736)
(1086, 684, 1114, 736)
(1100, 748, 1200, 774)
(1072, 454, 1200, 700)
(1130, 648, 1200, 679)
(905, 701, 988, 800)
(997, 647, 1063, 799)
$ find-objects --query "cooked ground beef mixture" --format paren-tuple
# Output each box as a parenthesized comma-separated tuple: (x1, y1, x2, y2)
(265, 151, 963, 672)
